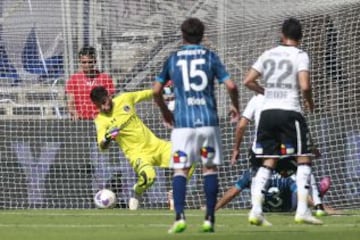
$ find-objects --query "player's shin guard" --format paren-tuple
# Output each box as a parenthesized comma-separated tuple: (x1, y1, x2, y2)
(251, 166, 271, 215)
(173, 173, 187, 221)
(296, 164, 311, 216)
(204, 173, 218, 225)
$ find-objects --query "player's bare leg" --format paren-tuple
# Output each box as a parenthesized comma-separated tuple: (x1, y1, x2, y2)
(215, 187, 241, 211)
(312, 176, 331, 216)
(309, 173, 326, 216)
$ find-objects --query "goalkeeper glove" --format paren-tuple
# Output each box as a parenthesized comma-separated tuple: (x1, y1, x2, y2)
(104, 127, 120, 143)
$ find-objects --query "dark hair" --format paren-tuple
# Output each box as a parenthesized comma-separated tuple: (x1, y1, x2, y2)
(90, 86, 108, 103)
(181, 17, 204, 44)
(282, 17, 303, 41)
(79, 46, 97, 58)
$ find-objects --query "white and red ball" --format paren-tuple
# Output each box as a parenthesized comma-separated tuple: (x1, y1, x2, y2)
(94, 189, 116, 209)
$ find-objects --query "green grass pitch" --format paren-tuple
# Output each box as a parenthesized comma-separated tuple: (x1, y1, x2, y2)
(0, 209, 359, 240)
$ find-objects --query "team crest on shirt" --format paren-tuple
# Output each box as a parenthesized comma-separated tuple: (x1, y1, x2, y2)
(280, 144, 295, 155)
(173, 151, 187, 163)
(200, 147, 215, 164)
(123, 105, 131, 112)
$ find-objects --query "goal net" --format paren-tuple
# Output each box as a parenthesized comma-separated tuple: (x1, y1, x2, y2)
(0, 0, 359, 210)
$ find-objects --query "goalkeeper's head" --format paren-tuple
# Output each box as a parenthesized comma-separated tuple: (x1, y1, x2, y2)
(90, 86, 113, 114)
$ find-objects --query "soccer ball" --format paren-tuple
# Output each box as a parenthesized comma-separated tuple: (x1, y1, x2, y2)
(94, 189, 117, 209)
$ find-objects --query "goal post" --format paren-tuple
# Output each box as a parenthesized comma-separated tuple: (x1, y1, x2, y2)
(0, 0, 359, 209)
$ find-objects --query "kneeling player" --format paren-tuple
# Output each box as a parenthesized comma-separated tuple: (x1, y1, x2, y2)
(216, 152, 333, 216)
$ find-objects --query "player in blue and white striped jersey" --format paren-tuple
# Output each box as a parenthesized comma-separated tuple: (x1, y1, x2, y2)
(153, 17, 240, 233)
(155, 41, 236, 128)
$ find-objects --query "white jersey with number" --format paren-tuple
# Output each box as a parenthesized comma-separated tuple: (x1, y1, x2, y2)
(252, 45, 309, 113)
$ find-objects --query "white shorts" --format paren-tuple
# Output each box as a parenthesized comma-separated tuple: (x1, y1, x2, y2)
(170, 126, 223, 169)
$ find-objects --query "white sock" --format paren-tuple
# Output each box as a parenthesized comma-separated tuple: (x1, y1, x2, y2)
(251, 166, 271, 215)
(310, 174, 322, 206)
(296, 164, 311, 216)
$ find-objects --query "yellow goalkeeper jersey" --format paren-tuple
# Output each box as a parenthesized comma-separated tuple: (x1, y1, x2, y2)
(94, 89, 170, 168)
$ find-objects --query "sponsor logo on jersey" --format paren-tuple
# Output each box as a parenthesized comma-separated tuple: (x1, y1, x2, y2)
(187, 97, 206, 106)
(280, 144, 295, 155)
(177, 49, 206, 56)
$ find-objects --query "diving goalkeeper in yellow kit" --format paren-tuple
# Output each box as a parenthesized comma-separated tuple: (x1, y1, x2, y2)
(90, 86, 172, 210)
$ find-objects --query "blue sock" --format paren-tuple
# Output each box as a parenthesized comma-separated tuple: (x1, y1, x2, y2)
(204, 174, 218, 224)
(173, 175, 187, 221)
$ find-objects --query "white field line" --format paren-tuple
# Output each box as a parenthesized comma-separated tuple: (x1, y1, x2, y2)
(0, 223, 169, 228)
(0, 212, 249, 217)
(0, 223, 358, 229)
(0, 211, 359, 217)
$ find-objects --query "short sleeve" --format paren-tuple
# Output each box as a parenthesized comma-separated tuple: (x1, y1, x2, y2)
(156, 56, 172, 84)
(212, 52, 230, 83)
(241, 96, 257, 121)
(251, 51, 267, 74)
(297, 51, 310, 72)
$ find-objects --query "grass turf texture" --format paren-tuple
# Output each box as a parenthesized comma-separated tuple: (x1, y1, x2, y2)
(0, 209, 359, 240)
